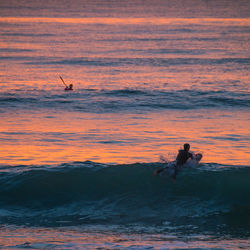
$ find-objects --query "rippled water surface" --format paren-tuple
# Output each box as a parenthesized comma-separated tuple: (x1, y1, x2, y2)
(0, 0, 249, 249)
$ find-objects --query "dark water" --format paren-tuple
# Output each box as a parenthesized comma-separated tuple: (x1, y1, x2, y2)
(0, 162, 249, 237)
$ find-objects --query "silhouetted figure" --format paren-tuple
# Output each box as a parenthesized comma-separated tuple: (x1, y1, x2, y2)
(154, 143, 194, 181)
(65, 84, 73, 91)
(59, 76, 73, 91)
(173, 143, 193, 180)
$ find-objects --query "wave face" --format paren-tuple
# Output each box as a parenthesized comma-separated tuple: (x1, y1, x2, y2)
(0, 162, 249, 237)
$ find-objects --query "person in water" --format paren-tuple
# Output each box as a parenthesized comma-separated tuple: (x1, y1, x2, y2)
(65, 84, 73, 91)
(172, 143, 193, 180)
(176, 143, 193, 166)
(154, 143, 193, 180)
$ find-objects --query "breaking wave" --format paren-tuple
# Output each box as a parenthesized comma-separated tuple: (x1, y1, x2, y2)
(0, 162, 249, 236)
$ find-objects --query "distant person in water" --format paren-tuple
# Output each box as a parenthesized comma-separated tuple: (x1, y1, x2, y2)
(154, 143, 193, 180)
(65, 84, 73, 91)
(59, 76, 73, 91)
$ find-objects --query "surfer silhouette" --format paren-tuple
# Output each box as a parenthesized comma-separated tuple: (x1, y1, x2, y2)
(172, 143, 193, 180)
(175, 143, 193, 166)
(154, 143, 194, 181)
(64, 84, 73, 91)
(59, 76, 73, 91)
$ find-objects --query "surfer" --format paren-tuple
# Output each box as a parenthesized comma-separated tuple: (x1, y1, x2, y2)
(154, 143, 193, 180)
(172, 143, 193, 180)
(65, 84, 73, 91)
(59, 76, 73, 91)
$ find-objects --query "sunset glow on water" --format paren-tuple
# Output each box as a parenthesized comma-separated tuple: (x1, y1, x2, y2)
(1, 110, 249, 165)
(1, 15, 249, 165)
(0, 0, 249, 249)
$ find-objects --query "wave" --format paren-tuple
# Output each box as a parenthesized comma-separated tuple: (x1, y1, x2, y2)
(0, 162, 249, 236)
(0, 88, 249, 113)
(1, 162, 249, 207)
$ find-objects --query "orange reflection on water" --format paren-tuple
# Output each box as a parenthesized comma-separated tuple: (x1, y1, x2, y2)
(0, 226, 249, 249)
(1, 17, 250, 26)
(0, 109, 249, 165)
(0, 15, 249, 166)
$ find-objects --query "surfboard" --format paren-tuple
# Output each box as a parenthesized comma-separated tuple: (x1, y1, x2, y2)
(185, 153, 202, 167)
(154, 153, 203, 178)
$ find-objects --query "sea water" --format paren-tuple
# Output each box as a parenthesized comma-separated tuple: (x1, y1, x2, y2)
(0, 0, 249, 249)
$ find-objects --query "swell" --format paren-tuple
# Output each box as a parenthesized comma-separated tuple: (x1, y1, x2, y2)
(0, 89, 249, 113)
(1, 162, 249, 205)
(0, 55, 249, 67)
(0, 162, 249, 235)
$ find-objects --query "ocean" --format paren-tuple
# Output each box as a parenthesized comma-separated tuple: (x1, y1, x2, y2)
(0, 0, 249, 249)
